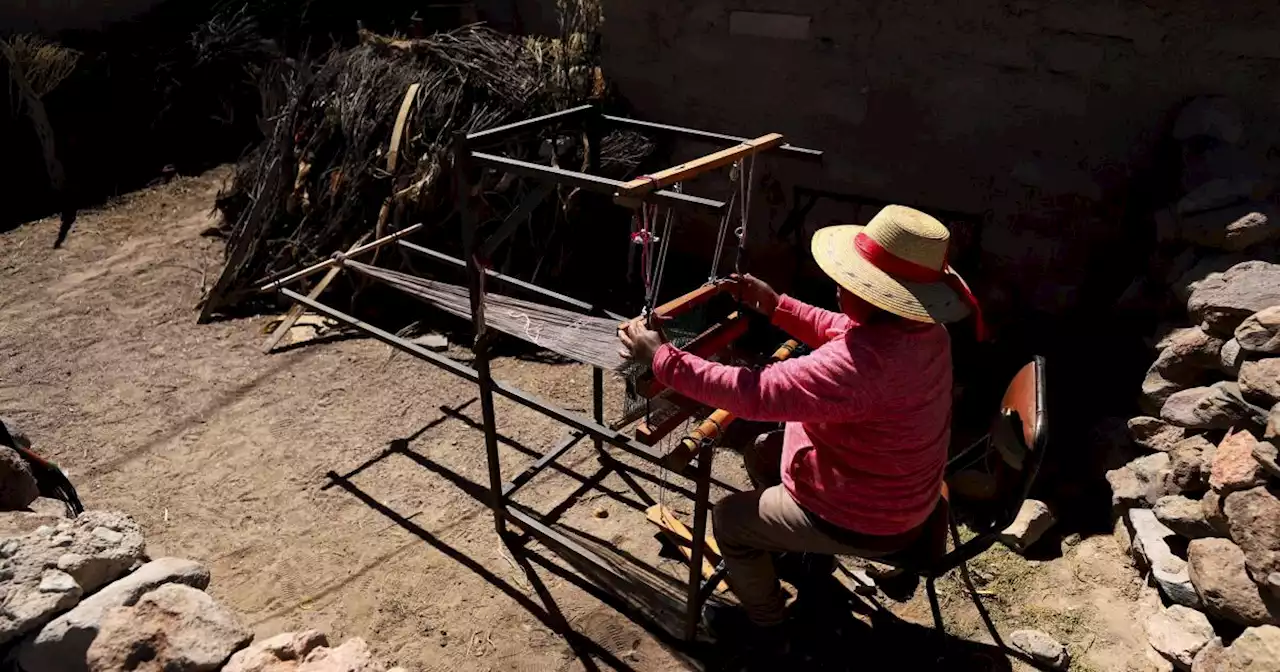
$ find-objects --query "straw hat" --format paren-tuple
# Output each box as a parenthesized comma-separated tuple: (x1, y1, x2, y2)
(811, 205, 972, 324)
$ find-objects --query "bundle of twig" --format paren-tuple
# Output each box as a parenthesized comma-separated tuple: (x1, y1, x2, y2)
(206, 22, 653, 320)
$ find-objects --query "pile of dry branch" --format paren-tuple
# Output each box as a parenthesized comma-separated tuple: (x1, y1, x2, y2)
(206, 19, 653, 320)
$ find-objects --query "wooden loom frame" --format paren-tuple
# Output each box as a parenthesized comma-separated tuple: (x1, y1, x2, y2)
(264, 104, 822, 641)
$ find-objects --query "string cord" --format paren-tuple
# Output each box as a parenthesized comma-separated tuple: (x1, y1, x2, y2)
(733, 153, 757, 275)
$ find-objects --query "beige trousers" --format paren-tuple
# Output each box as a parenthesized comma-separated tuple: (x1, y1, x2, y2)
(712, 432, 913, 626)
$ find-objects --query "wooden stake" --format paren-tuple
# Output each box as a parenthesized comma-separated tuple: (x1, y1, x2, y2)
(259, 222, 426, 292)
(646, 504, 728, 593)
(615, 133, 784, 199)
(262, 232, 371, 353)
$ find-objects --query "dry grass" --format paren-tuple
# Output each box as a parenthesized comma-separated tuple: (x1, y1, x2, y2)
(1, 34, 80, 99)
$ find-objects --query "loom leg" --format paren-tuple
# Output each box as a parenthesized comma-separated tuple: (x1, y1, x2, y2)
(592, 367, 605, 458)
(685, 443, 714, 641)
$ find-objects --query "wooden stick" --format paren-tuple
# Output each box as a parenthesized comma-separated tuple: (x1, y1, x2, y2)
(262, 232, 371, 353)
(259, 222, 426, 292)
(616, 133, 784, 198)
(637, 313, 747, 399)
(664, 339, 800, 471)
(646, 505, 728, 593)
(636, 397, 702, 446)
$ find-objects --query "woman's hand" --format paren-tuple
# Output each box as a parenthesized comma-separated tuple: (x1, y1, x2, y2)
(618, 317, 666, 365)
(731, 273, 779, 317)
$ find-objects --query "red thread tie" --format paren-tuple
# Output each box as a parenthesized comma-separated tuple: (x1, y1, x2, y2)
(853, 233, 989, 341)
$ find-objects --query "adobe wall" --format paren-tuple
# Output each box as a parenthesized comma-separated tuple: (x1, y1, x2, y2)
(600, 1, 1280, 314)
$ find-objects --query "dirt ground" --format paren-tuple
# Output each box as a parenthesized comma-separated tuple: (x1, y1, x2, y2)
(1, 170, 1169, 671)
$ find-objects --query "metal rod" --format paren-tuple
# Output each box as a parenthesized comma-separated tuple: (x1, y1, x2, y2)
(397, 240, 626, 321)
(684, 443, 715, 640)
(471, 152, 726, 214)
(502, 431, 587, 497)
(592, 367, 605, 457)
(480, 181, 555, 259)
(457, 131, 507, 536)
(602, 114, 824, 161)
(259, 222, 426, 292)
(277, 289, 672, 466)
(466, 104, 595, 142)
(505, 507, 634, 589)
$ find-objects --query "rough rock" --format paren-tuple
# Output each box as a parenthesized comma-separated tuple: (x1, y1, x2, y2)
(1223, 487, 1280, 584)
(1268, 574, 1280, 599)
(1174, 254, 1253, 304)
(1145, 368, 1198, 416)
(1210, 430, 1267, 494)
(1131, 416, 1190, 453)
(86, 584, 251, 672)
(1220, 338, 1248, 376)
(1154, 327, 1227, 377)
(1156, 495, 1219, 540)
(1160, 203, 1280, 252)
(0, 445, 40, 511)
(1239, 359, 1280, 405)
(1173, 96, 1244, 145)
(409, 333, 448, 352)
(1236, 307, 1280, 354)
(1130, 508, 1201, 608)
(1108, 452, 1173, 509)
(1221, 625, 1280, 672)
(1173, 180, 1263, 217)
(1188, 261, 1280, 337)
(1254, 439, 1280, 478)
(1163, 383, 1269, 431)
(1167, 435, 1216, 494)
(999, 499, 1056, 552)
(1147, 604, 1216, 670)
(223, 630, 330, 672)
(1188, 538, 1279, 626)
(1192, 637, 1226, 672)
(297, 638, 394, 672)
(20, 558, 211, 672)
(1203, 490, 1231, 537)
(1009, 629, 1070, 670)
(0, 511, 145, 645)
(0, 568, 84, 646)
(1268, 403, 1280, 441)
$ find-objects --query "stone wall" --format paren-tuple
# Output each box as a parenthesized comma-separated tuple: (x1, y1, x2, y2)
(600, 1, 1280, 313)
(0, 0, 165, 33)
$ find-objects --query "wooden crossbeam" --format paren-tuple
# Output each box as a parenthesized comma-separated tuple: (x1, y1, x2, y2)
(646, 504, 728, 594)
(663, 340, 799, 471)
(616, 133, 784, 198)
(635, 397, 703, 446)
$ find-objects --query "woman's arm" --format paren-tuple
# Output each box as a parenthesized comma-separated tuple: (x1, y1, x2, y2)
(651, 340, 866, 423)
(771, 295, 854, 348)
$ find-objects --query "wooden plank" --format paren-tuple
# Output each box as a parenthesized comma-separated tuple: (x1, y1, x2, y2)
(635, 397, 702, 445)
(646, 504, 728, 593)
(262, 232, 372, 353)
(616, 133, 784, 197)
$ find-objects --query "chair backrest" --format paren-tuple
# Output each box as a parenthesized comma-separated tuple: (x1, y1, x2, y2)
(938, 356, 1048, 571)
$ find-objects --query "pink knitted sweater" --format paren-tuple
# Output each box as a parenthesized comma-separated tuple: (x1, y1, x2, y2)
(652, 295, 952, 535)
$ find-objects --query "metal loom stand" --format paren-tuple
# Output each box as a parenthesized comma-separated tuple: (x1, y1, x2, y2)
(269, 104, 822, 641)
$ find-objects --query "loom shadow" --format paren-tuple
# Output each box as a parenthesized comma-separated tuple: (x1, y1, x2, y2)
(320, 402, 1015, 671)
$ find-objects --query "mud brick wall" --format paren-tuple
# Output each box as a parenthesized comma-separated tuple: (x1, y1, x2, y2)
(600, 1, 1280, 314)
(0, 0, 166, 33)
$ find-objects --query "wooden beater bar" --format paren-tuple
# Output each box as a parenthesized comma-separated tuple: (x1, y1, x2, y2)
(636, 312, 748, 400)
(663, 339, 800, 471)
(615, 133, 784, 200)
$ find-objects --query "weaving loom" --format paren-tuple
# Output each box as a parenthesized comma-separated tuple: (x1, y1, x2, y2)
(263, 105, 823, 640)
